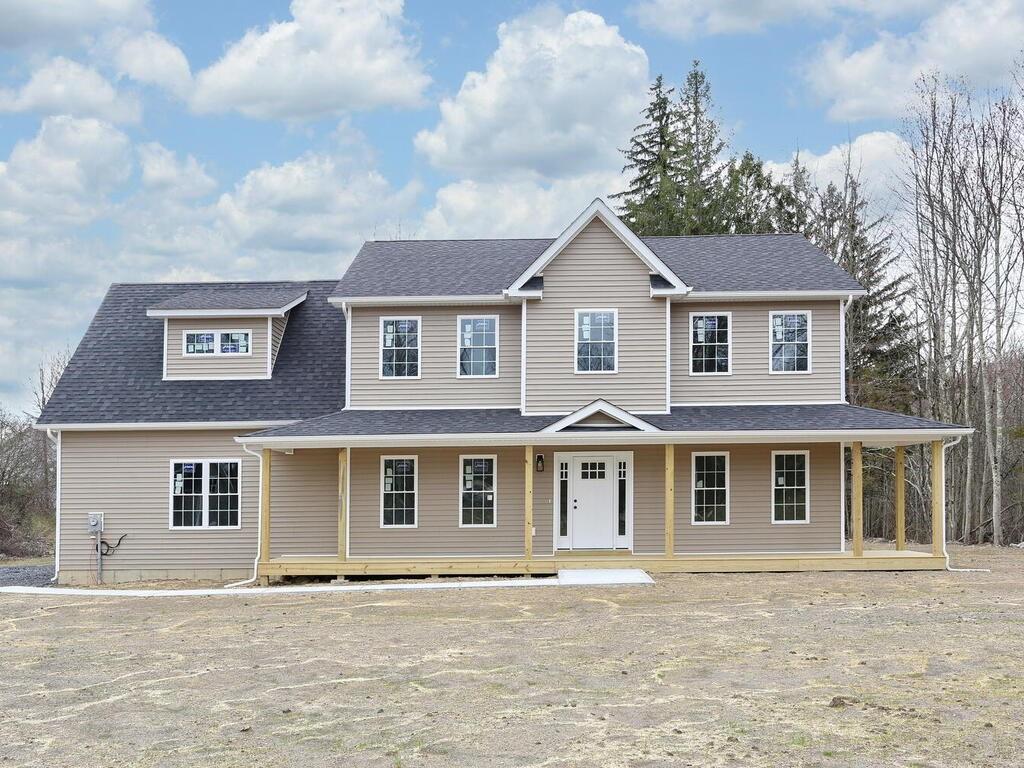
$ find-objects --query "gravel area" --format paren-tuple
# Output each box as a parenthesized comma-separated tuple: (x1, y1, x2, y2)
(0, 544, 1020, 767)
(0, 564, 52, 587)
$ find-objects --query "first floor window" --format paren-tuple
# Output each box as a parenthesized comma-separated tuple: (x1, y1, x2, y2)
(184, 332, 215, 355)
(770, 312, 810, 372)
(692, 452, 729, 524)
(382, 457, 417, 527)
(171, 460, 240, 528)
(460, 456, 496, 526)
(381, 318, 420, 378)
(575, 310, 617, 372)
(691, 313, 730, 374)
(773, 452, 808, 522)
(219, 331, 250, 354)
(458, 316, 498, 377)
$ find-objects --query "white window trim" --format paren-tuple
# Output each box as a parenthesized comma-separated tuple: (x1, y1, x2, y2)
(770, 449, 811, 525)
(167, 458, 243, 530)
(455, 315, 500, 379)
(767, 310, 813, 375)
(691, 451, 730, 526)
(182, 329, 253, 358)
(573, 308, 619, 375)
(380, 454, 418, 528)
(379, 316, 422, 381)
(688, 311, 733, 377)
(458, 454, 498, 528)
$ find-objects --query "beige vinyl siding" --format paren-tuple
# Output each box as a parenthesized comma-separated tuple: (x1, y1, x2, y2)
(58, 430, 257, 582)
(674, 442, 841, 553)
(525, 219, 667, 414)
(165, 317, 269, 380)
(269, 448, 338, 556)
(269, 314, 288, 371)
(349, 447, 525, 557)
(348, 305, 521, 408)
(671, 300, 842, 404)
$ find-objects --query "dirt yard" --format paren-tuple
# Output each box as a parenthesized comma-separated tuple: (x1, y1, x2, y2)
(1, 545, 1021, 768)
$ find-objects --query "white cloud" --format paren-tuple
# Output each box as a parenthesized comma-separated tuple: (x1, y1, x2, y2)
(191, 0, 429, 120)
(110, 30, 192, 99)
(807, 0, 1024, 120)
(415, 8, 648, 182)
(0, 57, 141, 123)
(629, 0, 938, 38)
(137, 143, 215, 198)
(0, 0, 151, 49)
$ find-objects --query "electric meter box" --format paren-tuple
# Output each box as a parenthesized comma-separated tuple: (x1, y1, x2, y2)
(86, 513, 104, 534)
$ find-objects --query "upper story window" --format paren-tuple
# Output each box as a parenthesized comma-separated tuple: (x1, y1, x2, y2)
(690, 313, 731, 375)
(380, 317, 420, 379)
(772, 451, 809, 523)
(183, 330, 251, 356)
(575, 309, 617, 374)
(457, 316, 498, 378)
(769, 311, 810, 373)
(170, 460, 241, 529)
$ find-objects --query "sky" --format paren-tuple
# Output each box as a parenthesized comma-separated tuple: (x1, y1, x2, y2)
(1, 0, 1022, 414)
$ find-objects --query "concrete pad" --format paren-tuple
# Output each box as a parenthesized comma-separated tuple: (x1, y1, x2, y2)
(557, 568, 654, 586)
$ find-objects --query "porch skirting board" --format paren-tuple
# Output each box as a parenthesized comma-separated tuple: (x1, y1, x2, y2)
(260, 549, 943, 577)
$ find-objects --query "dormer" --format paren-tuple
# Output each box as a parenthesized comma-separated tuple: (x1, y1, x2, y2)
(147, 287, 307, 380)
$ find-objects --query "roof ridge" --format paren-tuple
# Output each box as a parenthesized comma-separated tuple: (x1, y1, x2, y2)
(111, 279, 339, 288)
(364, 237, 554, 243)
(642, 232, 804, 239)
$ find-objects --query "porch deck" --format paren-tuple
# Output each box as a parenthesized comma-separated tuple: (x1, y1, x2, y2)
(262, 548, 944, 578)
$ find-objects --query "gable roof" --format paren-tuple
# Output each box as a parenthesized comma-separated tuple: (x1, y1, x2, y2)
(147, 287, 308, 317)
(542, 399, 659, 432)
(37, 281, 345, 427)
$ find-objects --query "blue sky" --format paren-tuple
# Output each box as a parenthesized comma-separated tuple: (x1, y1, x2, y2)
(1, 0, 1021, 413)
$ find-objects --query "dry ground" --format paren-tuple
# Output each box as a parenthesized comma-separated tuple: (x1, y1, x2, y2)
(1, 545, 1022, 768)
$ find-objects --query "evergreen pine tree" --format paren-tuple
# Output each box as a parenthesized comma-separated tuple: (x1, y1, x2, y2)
(773, 153, 816, 235)
(674, 60, 728, 234)
(720, 151, 781, 233)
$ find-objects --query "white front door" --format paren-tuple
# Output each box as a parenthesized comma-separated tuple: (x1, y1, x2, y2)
(570, 455, 616, 549)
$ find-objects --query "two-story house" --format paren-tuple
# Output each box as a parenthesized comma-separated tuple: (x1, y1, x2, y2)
(36, 199, 970, 585)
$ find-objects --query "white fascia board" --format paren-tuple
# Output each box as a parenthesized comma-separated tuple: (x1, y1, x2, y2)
(328, 294, 512, 307)
(507, 198, 691, 293)
(542, 399, 659, 433)
(34, 420, 296, 432)
(146, 293, 307, 319)
(237, 426, 974, 450)
(679, 289, 868, 302)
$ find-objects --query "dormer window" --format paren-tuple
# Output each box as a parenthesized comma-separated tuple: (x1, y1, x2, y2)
(380, 317, 420, 378)
(575, 309, 617, 373)
(183, 330, 251, 356)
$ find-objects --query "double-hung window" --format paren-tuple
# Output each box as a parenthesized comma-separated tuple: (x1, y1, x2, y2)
(380, 317, 420, 378)
(457, 316, 498, 377)
(690, 313, 731, 374)
(459, 455, 496, 527)
(183, 330, 251, 357)
(381, 456, 417, 527)
(170, 460, 241, 529)
(692, 452, 729, 524)
(575, 309, 617, 373)
(769, 311, 810, 373)
(772, 451, 809, 523)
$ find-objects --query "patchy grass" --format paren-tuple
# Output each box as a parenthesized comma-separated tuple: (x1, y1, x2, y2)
(0, 544, 1021, 767)
(0, 555, 51, 567)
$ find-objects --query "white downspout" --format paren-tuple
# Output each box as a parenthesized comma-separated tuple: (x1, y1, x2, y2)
(46, 428, 60, 583)
(840, 295, 853, 402)
(940, 436, 986, 572)
(225, 443, 264, 588)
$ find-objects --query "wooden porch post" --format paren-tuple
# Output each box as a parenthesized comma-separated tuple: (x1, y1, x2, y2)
(894, 445, 906, 551)
(851, 441, 864, 557)
(524, 445, 534, 560)
(664, 444, 675, 557)
(259, 448, 272, 583)
(337, 448, 348, 560)
(931, 440, 944, 557)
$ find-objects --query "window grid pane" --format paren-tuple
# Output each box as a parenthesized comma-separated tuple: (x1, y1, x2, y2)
(771, 314, 809, 372)
(185, 332, 215, 355)
(381, 319, 420, 378)
(580, 461, 606, 480)
(383, 458, 416, 526)
(773, 453, 808, 522)
(460, 457, 495, 526)
(691, 314, 730, 373)
(208, 461, 240, 527)
(576, 312, 616, 372)
(693, 454, 728, 523)
(458, 317, 497, 376)
(219, 332, 250, 354)
(172, 462, 204, 527)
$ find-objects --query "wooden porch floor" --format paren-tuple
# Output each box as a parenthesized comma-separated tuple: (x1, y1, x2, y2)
(261, 549, 944, 578)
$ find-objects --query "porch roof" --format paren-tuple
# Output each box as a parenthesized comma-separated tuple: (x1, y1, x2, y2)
(238, 403, 970, 448)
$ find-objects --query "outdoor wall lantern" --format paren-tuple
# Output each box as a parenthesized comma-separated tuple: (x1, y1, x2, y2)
(535, 454, 545, 473)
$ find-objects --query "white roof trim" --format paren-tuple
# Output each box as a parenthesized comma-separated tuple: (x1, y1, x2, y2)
(506, 198, 691, 294)
(146, 293, 307, 319)
(542, 399, 660, 433)
(328, 294, 512, 307)
(34, 420, 295, 432)
(680, 290, 868, 302)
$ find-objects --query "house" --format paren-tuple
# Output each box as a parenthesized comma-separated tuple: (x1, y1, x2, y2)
(36, 199, 970, 585)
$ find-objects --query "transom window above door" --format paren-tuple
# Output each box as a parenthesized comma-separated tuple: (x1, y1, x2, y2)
(770, 311, 810, 373)
(575, 309, 617, 373)
(457, 316, 498, 377)
(690, 313, 731, 374)
(380, 317, 420, 378)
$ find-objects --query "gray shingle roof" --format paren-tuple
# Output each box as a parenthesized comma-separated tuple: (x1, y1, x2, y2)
(247, 403, 965, 439)
(149, 286, 308, 312)
(332, 233, 864, 298)
(37, 281, 344, 425)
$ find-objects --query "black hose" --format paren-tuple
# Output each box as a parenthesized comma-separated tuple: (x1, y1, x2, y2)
(100, 534, 127, 556)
